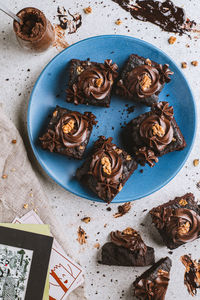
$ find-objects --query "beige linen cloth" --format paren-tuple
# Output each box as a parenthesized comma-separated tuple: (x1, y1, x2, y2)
(0, 108, 86, 300)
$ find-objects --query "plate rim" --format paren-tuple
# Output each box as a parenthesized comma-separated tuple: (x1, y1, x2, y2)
(27, 34, 197, 203)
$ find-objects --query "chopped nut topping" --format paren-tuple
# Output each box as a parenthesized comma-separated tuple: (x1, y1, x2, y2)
(84, 6, 92, 14)
(158, 269, 169, 277)
(23, 203, 28, 209)
(77, 226, 87, 245)
(145, 58, 152, 66)
(114, 202, 131, 218)
(172, 137, 176, 142)
(81, 217, 91, 223)
(79, 145, 84, 150)
(101, 156, 112, 175)
(193, 159, 199, 167)
(123, 227, 136, 235)
(2, 174, 7, 179)
(11, 139, 17, 144)
(168, 36, 177, 44)
(178, 221, 190, 235)
(179, 198, 188, 206)
(53, 110, 58, 117)
(95, 78, 103, 87)
(118, 184, 123, 192)
(94, 243, 100, 249)
(181, 62, 187, 69)
(191, 60, 198, 67)
(77, 66, 84, 75)
(152, 123, 165, 137)
(139, 73, 152, 90)
(115, 148, 122, 154)
(62, 119, 75, 134)
(126, 155, 132, 161)
(115, 19, 122, 25)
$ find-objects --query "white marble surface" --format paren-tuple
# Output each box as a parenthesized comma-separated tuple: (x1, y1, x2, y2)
(0, 0, 200, 299)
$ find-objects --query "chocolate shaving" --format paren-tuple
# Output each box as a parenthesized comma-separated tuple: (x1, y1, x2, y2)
(57, 6, 82, 34)
(113, 202, 131, 218)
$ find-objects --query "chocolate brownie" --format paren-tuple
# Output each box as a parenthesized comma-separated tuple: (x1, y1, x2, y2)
(76, 136, 137, 203)
(133, 257, 172, 300)
(116, 54, 173, 106)
(66, 59, 118, 107)
(39, 106, 97, 159)
(150, 193, 200, 249)
(99, 227, 155, 266)
(124, 101, 186, 167)
(181, 255, 200, 296)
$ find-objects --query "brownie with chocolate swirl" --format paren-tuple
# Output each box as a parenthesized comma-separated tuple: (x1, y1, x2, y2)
(116, 54, 173, 106)
(99, 227, 155, 266)
(124, 101, 186, 166)
(133, 257, 172, 300)
(39, 106, 97, 159)
(150, 193, 200, 249)
(76, 136, 137, 203)
(66, 59, 118, 107)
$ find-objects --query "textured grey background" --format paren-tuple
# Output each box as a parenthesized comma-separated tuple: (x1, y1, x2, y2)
(0, 0, 200, 299)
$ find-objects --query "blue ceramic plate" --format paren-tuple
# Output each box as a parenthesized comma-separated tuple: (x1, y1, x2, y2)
(28, 35, 196, 203)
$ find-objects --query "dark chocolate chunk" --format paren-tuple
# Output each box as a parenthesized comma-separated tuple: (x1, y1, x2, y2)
(76, 136, 137, 203)
(99, 228, 155, 266)
(150, 193, 200, 249)
(39, 106, 97, 159)
(133, 257, 172, 300)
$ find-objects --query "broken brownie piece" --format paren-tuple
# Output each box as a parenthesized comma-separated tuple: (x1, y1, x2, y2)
(181, 255, 200, 296)
(66, 59, 118, 107)
(39, 106, 97, 159)
(76, 136, 137, 203)
(99, 227, 155, 266)
(124, 101, 186, 166)
(150, 193, 200, 249)
(116, 54, 173, 106)
(133, 257, 172, 300)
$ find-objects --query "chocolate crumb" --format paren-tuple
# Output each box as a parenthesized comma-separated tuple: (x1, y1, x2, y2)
(193, 159, 199, 167)
(106, 207, 111, 211)
(168, 36, 177, 44)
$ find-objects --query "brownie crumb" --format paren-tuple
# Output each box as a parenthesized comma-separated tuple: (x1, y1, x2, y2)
(113, 202, 131, 218)
(193, 159, 199, 167)
(115, 19, 122, 25)
(77, 226, 87, 245)
(81, 217, 91, 223)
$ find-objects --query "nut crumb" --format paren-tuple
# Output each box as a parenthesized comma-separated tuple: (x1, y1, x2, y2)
(23, 203, 28, 209)
(79, 145, 84, 150)
(101, 156, 112, 175)
(152, 124, 165, 137)
(94, 243, 100, 249)
(77, 66, 84, 75)
(193, 159, 199, 167)
(168, 36, 177, 44)
(95, 78, 103, 87)
(115, 19, 122, 25)
(84, 6, 92, 14)
(126, 155, 132, 161)
(118, 184, 123, 192)
(53, 110, 58, 117)
(179, 198, 188, 206)
(2, 175, 7, 179)
(191, 60, 198, 67)
(62, 119, 75, 134)
(114, 202, 131, 218)
(181, 62, 187, 69)
(104, 223, 107, 228)
(77, 226, 87, 245)
(11, 139, 17, 144)
(145, 58, 152, 66)
(81, 217, 91, 223)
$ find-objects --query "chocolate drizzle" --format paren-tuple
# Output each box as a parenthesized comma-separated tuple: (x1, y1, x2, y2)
(117, 64, 173, 99)
(134, 269, 170, 300)
(112, 0, 189, 34)
(67, 60, 118, 105)
(110, 228, 147, 256)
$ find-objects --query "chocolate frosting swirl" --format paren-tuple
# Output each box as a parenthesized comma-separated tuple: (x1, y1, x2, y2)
(152, 101, 174, 120)
(39, 129, 60, 152)
(140, 114, 174, 151)
(55, 112, 89, 147)
(166, 208, 200, 244)
(110, 228, 147, 255)
(134, 270, 170, 300)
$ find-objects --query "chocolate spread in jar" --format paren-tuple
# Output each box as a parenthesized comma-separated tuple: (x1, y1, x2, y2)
(13, 7, 55, 52)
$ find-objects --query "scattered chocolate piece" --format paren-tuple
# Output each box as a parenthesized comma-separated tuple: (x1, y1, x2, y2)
(99, 228, 155, 266)
(196, 182, 200, 190)
(150, 193, 200, 249)
(113, 202, 131, 218)
(77, 226, 87, 245)
(181, 62, 187, 68)
(181, 255, 200, 296)
(106, 207, 112, 211)
(191, 60, 198, 67)
(168, 36, 177, 44)
(133, 257, 172, 300)
(193, 159, 199, 167)
(81, 217, 91, 223)
(84, 6, 92, 14)
(57, 7, 82, 34)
